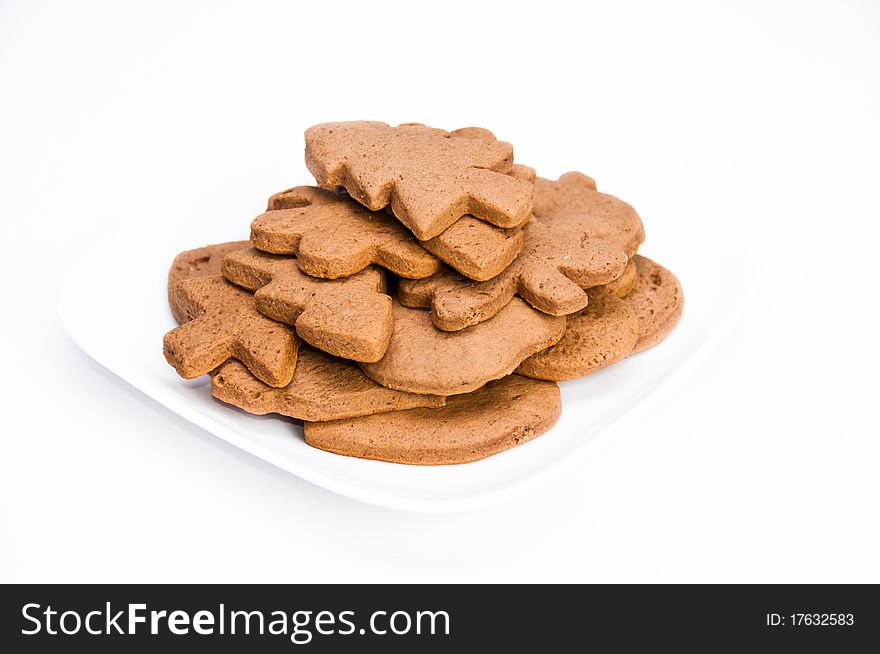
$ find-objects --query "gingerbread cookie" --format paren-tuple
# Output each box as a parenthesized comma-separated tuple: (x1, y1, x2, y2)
(360, 299, 565, 395)
(601, 257, 637, 298)
(533, 172, 645, 257)
(167, 241, 250, 322)
(304, 374, 560, 465)
(417, 132, 534, 280)
(448, 127, 536, 184)
(516, 291, 639, 381)
(398, 215, 628, 331)
(417, 160, 535, 281)
(254, 186, 441, 279)
(447, 125, 537, 185)
(419, 216, 525, 281)
(164, 276, 299, 386)
(509, 163, 537, 184)
(448, 126, 498, 141)
(211, 348, 445, 422)
(222, 247, 392, 363)
(167, 245, 442, 419)
(625, 255, 684, 354)
(305, 121, 533, 240)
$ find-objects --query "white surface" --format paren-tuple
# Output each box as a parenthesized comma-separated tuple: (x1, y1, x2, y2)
(1, 0, 878, 581)
(58, 218, 748, 512)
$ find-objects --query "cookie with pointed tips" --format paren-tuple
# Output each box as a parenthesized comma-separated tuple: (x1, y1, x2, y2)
(254, 186, 441, 280)
(399, 215, 628, 331)
(516, 290, 639, 381)
(305, 121, 533, 240)
(625, 255, 684, 354)
(449, 127, 536, 184)
(419, 216, 525, 282)
(417, 160, 535, 281)
(304, 374, 560, 465)
(164, 276, 299, 386)
(360, 299, 565, 396)
(222, 247, 392, 363)
(533, 172, 645, 257)
(167, 242, 442, 419)
(416, 131, 535, 281)
(167, 240, 250, 322)
(448, 126, 536, 184)
(210, 349, 445, 422)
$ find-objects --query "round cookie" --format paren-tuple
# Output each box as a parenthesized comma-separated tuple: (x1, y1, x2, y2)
(303, 374, 561, 465)
(516, 291, 639, 381)
(625, 255, 684, 354)
(602, 257, 637, 298)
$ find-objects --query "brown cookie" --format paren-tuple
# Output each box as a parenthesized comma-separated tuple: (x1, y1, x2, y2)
(533, 172, 645, 257)
(418, 216, 525, 282)
(304, 121, 533, 240)
(254, 186, 441, 279)
(210, 348, 445, 422)
(398, 215, 628, 331)
(164, 276, 299, 387)
(625, 255, 684, 354)
(448, 127, 536, 184)
(304, 374, 561, 465)
(222, 247, 392, 363)
(408, 124, 527, 151)
(417, 131, 534, 281)
(360, 299, 565, 396)
(167, 241, 251, 322)
(516, 291, 639, 381)
(448, 126, 498, 141)
(167, 242, 443, 419)
(417, 160, 535, 282)
(601, 257, 637, 298)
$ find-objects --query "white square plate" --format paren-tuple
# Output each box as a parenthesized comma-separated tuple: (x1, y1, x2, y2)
(59, 214, 750, 513)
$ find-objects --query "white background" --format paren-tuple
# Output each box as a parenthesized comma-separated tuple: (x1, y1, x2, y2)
(1, 0, 878, 582)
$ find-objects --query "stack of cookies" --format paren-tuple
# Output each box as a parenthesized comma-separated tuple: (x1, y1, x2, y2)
(164, 121, 683, 465)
